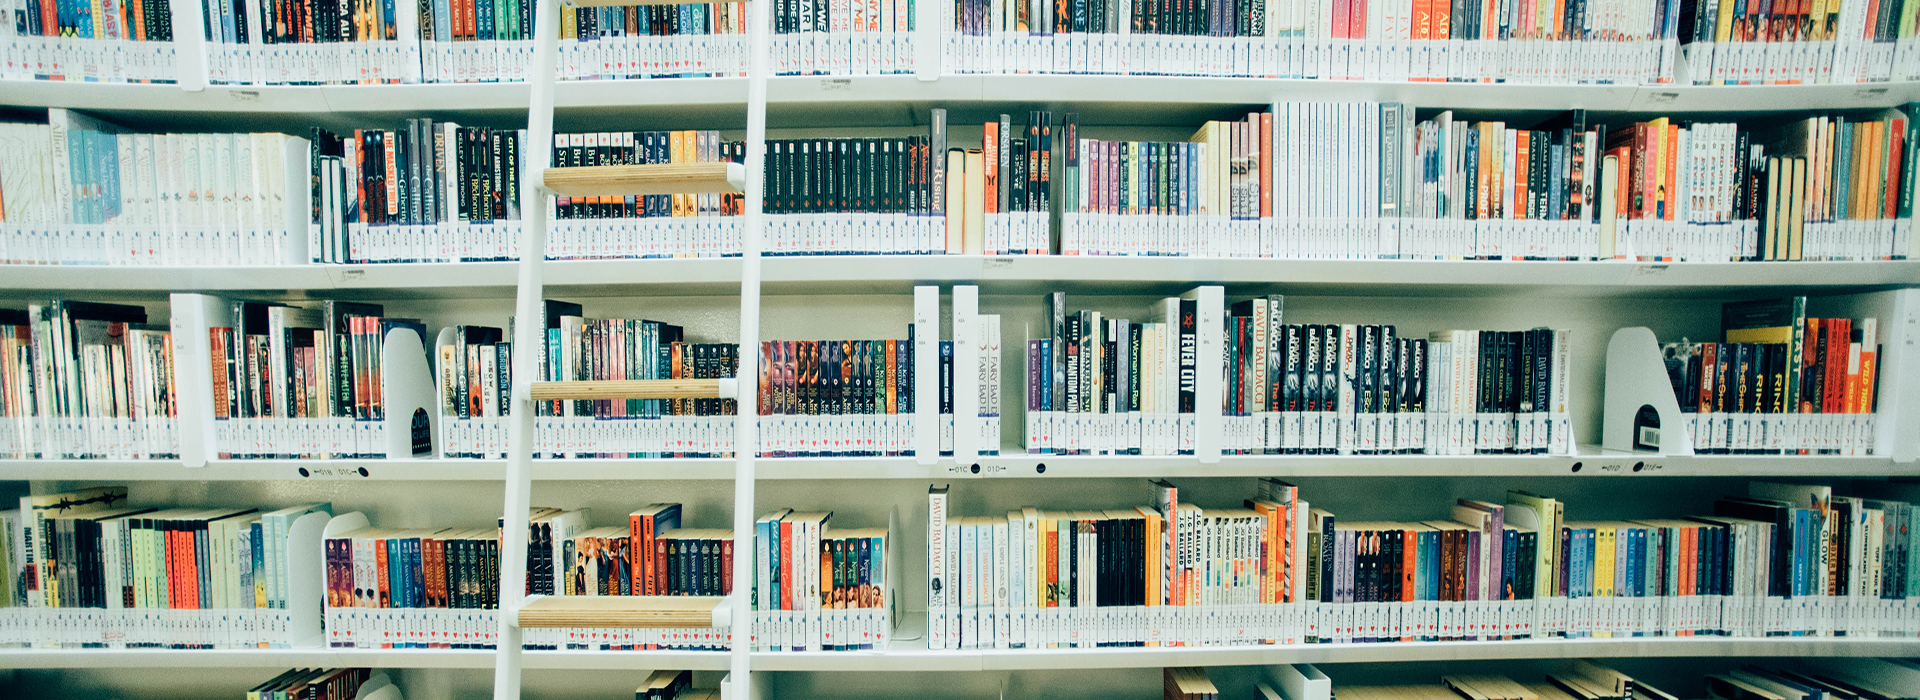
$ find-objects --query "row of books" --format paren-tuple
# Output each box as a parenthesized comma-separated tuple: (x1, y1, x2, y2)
(209, 300, 428, 460)
(3, 294, 1887, 461)
(942, 0, 1679, 83)
(1680, 0, 1920, 85)
(0, 302, 178, 461)
(7, 105, 1919, 266)
(245, 668, 376, 700)
(926, 477, 1920, 651)
(1026, 292, 1574, 457)
(1291, 665, 1667, 700)
(306, 121, 529, 265)
(0, 488, 331, 649)
(20, 0, 1920, 85)
(0, 112, 309, 267)
(1664, 297, 1884, 456)
(1277, 659, 1920, 700)
(1, 0, 177, 83)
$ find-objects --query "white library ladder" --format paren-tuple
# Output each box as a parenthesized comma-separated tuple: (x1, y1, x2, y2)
(493, 0, 768, 696)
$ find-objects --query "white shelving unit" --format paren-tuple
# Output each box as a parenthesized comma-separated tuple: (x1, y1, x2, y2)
(9, 76, 1920, 116)
(8, 24, 1920, 700)
(2, 450, 1914, 482)
(7, 258, 1919, 297)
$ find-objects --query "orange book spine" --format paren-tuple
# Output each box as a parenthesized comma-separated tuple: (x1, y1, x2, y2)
(984, 121, 999, 215)
(1260, 112, 1274, 219)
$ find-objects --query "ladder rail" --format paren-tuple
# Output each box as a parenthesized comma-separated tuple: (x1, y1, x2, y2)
(732, 0, 771, 690)
(495, 0, 562, 692)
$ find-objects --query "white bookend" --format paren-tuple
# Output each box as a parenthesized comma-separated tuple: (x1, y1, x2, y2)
(284, 509, 333, 648)
(168, 293, 234, 467)
(395, 0, 424, 83)
(915, 285, 940, 464)
(1601, 327, 1694, 456)
(1265, 662, 1331, 700)
(275, 136, 314, 266)
(953, 285, 981, 463)
(164, 0, 208, 90)
(1185, 285, 1225, 463)
(379, 326, 441, 459)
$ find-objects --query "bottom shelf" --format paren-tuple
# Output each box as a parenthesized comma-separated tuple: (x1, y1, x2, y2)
(3, 614, 1919, 671)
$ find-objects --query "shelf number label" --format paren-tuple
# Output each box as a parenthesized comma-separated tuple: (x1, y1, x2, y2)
(298, 465, 370, 479)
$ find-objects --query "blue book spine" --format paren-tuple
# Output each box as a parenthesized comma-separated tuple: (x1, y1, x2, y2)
(103, 133, 122, 222)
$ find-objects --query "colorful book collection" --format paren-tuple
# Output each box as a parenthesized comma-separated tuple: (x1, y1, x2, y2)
(0, 301, 178, 460)
(752, 508, 893, 652)
(245, 668, 378, 700)
(196, 0, 422, 86)
(1026, 291, 1203, 456)
(1165, 667, 1221, 700)
(769, 0, 920, 76)
(515, 301, 743, 459)
(1662, 297, 1884, 457)
(16, 0, 1920, 84)
(1, 0, 178, 82)
(551, 129, 746, 260)
(0, 488, 332, 649)
(943, 0, 1684, 82)
(306, 121, 531, 265)
(0, 111, 311, 267)
(1026, 292, 1574, 458)
(1681, 0, 1920, 85)
(318, 503, 731, 651)
(929, 477, 1920, 651)
(6, 104, 1919, 266)
(755, 335, 927, 458)
(209, 300, 428, 459)
(1290, 659, 1920, 700)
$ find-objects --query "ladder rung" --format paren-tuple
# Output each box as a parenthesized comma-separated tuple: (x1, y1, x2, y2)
(529, 378, 736, 401)
(542, 163, 745, 197)
(515, 595, 727, 629)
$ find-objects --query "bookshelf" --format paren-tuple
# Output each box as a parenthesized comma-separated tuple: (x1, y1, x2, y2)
(8, 2, 1920, 698)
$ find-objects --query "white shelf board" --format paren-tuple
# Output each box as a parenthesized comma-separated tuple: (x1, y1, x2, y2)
(972, 635, 1920, 670)
(10, 77, 1920, 115)
(4, 621, 1917, 672)
(0, 449, 1909, 481)
(0, 646, 730, 670)
(5, 257, 1916, 299)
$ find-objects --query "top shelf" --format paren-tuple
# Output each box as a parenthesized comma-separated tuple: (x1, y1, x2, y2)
(2, 257, 1915, 299)
(7, 76, 1920, 129)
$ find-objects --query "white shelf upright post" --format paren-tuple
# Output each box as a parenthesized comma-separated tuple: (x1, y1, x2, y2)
(495, 0, 562, 692)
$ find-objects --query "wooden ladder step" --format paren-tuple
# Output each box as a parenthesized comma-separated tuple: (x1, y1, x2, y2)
(542, 163, 745, 197)
(516, 595, 727, 629)
(529, 378, 735, 401)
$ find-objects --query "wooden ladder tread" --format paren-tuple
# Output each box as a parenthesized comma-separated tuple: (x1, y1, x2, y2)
(518, 595, 725, 629)
(542, 163, 745, 196)
(529, 378, 733, 401)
